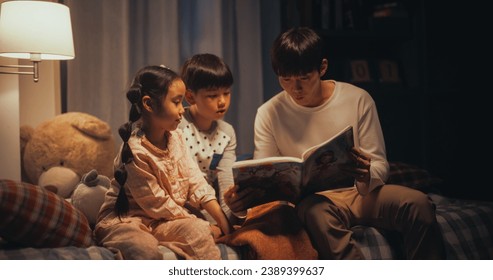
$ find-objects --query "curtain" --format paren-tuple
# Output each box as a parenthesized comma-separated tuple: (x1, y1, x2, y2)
(64, 0, 280, 155)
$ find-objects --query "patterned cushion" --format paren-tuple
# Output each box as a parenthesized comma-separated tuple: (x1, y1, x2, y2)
(0, 180, 93, 248)
(387, 162, 443, 192)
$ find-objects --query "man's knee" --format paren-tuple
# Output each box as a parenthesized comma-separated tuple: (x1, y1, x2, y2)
(413, 192, 436, 225)
(296, 194, 333, 224)
(398, 186, 436, 225)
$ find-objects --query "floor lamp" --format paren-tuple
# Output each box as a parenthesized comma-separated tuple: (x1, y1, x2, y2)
(0, 1, 75, 180)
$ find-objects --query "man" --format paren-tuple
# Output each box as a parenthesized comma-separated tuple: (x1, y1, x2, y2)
(226, 27, 444, 259)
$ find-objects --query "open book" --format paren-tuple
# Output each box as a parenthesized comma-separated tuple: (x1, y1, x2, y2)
(232, 125, 355, 208)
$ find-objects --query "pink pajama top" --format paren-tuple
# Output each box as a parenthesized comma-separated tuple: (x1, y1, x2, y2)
(97, 126, 217, 226)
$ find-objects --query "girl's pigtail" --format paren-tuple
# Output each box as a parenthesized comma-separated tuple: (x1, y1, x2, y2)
(114, 85, 142, 217)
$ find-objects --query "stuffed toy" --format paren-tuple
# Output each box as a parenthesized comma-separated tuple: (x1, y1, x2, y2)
(20, 112, 115, 199)
(72, 169, 111, 225)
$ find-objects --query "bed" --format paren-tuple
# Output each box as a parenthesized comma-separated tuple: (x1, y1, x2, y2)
(1, 162, 492, 260)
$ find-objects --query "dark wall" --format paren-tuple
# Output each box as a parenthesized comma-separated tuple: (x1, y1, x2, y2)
(425, 2, 492, 201)
(278, 0, 492, 201)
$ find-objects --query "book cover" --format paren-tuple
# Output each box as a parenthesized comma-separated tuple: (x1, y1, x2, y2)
(233, 125, 355, 207)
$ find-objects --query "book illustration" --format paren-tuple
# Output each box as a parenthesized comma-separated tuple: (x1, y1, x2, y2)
(233, 161, 302, 206)
(301, 126, 355, 195)
(233, 125, 355, 208)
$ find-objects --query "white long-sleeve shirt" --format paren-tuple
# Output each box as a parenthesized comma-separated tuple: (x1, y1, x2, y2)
(254, 80, 389, 195)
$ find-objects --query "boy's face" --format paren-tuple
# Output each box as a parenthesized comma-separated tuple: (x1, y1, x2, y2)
(190, 87, 231, 121)
(278, 70, 324, 107)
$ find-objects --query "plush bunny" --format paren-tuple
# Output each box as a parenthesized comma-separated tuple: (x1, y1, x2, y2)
(71, 169, 111, 226)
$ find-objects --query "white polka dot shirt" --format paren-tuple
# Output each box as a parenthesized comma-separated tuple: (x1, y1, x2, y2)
(179, 107, 237, 222)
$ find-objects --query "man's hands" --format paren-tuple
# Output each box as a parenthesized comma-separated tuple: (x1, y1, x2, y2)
(224, 185, 262, 213)
(340, 147, 372, 184)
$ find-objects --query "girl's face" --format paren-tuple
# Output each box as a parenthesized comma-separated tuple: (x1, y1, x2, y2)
(153, 79, 185, 131)
(278, 70, 324, 107)
(192, 87, 231, 121)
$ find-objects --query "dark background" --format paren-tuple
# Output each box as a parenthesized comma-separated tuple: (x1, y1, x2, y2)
(279, 0, 491, 201)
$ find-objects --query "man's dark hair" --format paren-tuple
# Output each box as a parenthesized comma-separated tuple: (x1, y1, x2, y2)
(270, 27, 324, 77)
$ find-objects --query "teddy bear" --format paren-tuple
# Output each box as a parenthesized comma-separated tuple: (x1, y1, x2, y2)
(20, 112, 116, 199)
(71, 169, 111, 226)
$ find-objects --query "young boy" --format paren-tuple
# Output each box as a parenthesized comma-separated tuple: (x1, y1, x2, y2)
(179, 53, 240, 226)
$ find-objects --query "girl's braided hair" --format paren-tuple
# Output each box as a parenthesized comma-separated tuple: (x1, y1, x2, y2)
(114, 65, 180, 217)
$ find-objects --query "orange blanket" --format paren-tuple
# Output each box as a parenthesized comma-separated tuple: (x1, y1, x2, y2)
(217, 202, 318, 260)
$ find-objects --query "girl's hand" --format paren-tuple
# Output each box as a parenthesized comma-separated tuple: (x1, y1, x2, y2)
(210, 224, 223, 239)
(203, 200, 234, 238)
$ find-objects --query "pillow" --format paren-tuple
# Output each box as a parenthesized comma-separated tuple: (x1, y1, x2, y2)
(0, 179, 94, 248)
(387, 162, 443, 192)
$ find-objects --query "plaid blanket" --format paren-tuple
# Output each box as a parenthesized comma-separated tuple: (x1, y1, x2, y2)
(1, 194, 492, 260)
(353, 194, 493, 260)
(434, 196, 493, 259)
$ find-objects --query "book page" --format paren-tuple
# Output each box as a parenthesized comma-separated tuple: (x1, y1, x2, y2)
(301, 125, 353, 161)
(232, 160, 303, 207)
(301, 125, 355, 194)
(232, 156, 302, 169)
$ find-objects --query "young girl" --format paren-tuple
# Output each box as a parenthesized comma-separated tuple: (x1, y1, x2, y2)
(178, 53, 241, 225)
(95, 65, 233, 260)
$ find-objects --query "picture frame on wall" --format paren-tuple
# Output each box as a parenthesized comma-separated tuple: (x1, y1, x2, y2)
(349, 59, 372, 83)
(377, 59, 402, 84)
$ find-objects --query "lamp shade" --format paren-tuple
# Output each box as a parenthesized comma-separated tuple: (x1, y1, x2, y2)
(0, 0, 74, 60)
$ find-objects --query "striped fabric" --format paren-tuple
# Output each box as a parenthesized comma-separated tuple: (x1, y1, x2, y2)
(0, 180, 93, 248)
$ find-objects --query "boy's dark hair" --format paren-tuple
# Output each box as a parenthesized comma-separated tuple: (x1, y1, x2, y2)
(181, 53, 233, 92)
(114, 65, 180, 217)
(270, 27, 324, 77)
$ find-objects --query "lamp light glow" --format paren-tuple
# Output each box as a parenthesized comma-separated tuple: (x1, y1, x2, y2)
(0, 1, 75, 82)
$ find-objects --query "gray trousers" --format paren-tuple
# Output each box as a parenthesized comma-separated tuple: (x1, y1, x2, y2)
(296, 185, 444, 259)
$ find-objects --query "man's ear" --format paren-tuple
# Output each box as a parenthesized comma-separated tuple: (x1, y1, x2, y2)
(185, 89, 196, 105)
(320, 59, 328, 77)
(142, 96, 154, 113)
